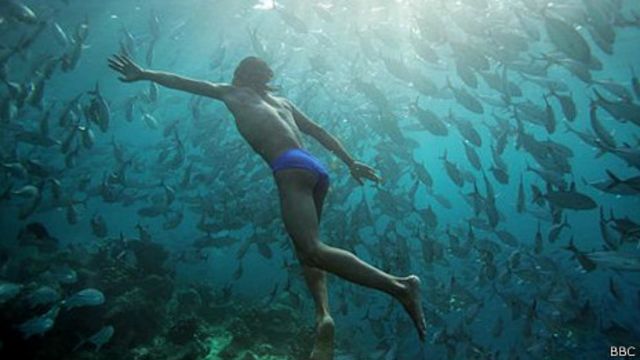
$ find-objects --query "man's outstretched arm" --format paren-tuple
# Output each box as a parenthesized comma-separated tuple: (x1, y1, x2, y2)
(108, 54, 231, 100)
(290, 102, 381, 184)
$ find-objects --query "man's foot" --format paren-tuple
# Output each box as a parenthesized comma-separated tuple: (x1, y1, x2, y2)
(309, 315, 335, 360)
(398, 275, 427, 341)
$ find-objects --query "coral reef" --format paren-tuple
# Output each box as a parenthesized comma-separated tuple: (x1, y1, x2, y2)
(1, 236, 316, 360)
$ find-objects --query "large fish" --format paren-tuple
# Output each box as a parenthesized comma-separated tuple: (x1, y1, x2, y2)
(544, 13, 591, 64)
(447, 110, 482, 147)
(445, 78, 483, 114)
(407, 98, 448, 136)
(589, 101, 616, 148)
(544, 183, 597, 210)
(566, 239, 640, 272)
(548, 89, 576, 122)
(604, 170, 640, 193)
(593, 89, 640, 126)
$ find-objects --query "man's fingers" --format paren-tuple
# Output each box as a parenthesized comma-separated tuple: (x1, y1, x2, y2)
(115, 54, 126, 63)
(115, 54, 131, 68)
(123, 54, 135, 65)
(118, 54, 135, 67)
(108, 59, 121, 69)
(108, 62, 122, 72)
(112, 54, 125, 64)
(108, 60, 123, 70)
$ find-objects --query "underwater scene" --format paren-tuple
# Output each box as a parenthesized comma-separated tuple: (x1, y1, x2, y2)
(1, 0, 640, 359)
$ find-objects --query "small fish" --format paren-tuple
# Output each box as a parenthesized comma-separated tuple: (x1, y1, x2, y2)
(90, 213, 108, 238)
(142, 113, 159, 129)
(534, 222, 543, 254)
(63, 288, 105, 310)
(0, 281, 23, 304)
(1, 0, 38, 24)
(52, 22, 69, 47)
(73, 325, 114, 352)
(47, 264, 78, 284)
(18, 304, 60, 339)
(26, 286, 61, 308)
(517, 175, 526, 213)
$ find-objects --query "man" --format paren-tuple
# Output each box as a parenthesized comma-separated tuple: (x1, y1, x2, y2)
(108, 55, 426, 359)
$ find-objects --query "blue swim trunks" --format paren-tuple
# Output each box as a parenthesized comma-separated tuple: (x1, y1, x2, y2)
(270, 148, 330, 195)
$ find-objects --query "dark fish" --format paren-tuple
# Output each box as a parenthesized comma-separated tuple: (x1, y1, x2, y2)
(534, 222, 543, 254)
(90, 214, 108, 238)
(489, 165, 509, 185)
(593, 89, 640, 126)
(608, 277, 623, 303)
(517, 175, 526, 213)
(605, 170, 640, 193)
(545, 183, 597, 210)
(589, 101, 616, 148)
(409, 34, 439, 64)
(495, 229, 518, 247)
(17, 222, 58, 252)
(631, 66, 640, 100)
(408, 98, 448, 136)
(544, 13, 591, 64)
(463, 141, 482, 170)
(446, 77, 484, 114)
(441, 150, 464, 187)
(456, 60, 477, 88)
(413, 160, 433, 188)
(427, 188, 452, 209)
(447, 110, 482, 147)
(256, 241, 272, 259)
(563, 237, 596, 272)
(548, 215, 570, 243)
(542, 94, 556, 134)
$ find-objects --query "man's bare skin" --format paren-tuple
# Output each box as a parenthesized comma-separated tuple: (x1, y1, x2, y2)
(108, 54, 427, 358)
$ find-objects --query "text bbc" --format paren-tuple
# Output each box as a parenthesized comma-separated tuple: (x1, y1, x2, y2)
(611, 347, 636, 357)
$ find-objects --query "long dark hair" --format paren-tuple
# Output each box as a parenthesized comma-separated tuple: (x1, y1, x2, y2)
(232, 56, 276, 93)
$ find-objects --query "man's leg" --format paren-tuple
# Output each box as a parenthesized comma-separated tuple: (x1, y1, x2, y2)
(275, 169, 426, 341)
(302, 266, 334, 360)
(304, 180, 333, 360)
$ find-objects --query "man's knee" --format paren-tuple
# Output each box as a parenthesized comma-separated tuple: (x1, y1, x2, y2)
(297, 241, 326, 268)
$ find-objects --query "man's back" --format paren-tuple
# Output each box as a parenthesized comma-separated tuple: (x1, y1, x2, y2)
(222, 87, 305, 164)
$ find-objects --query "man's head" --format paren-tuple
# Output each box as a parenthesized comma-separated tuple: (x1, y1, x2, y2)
(232, 56, 274, 93)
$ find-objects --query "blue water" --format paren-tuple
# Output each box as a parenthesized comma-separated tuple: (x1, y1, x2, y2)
(1, 0, 639, 359)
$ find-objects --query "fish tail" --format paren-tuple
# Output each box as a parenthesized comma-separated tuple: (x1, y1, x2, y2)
(605, 170, 622, 189)
(563, 237, 577, 253)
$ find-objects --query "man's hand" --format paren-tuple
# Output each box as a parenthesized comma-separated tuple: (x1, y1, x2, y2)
(349, 161, 382, 185)
(108, 54, 145, 83)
